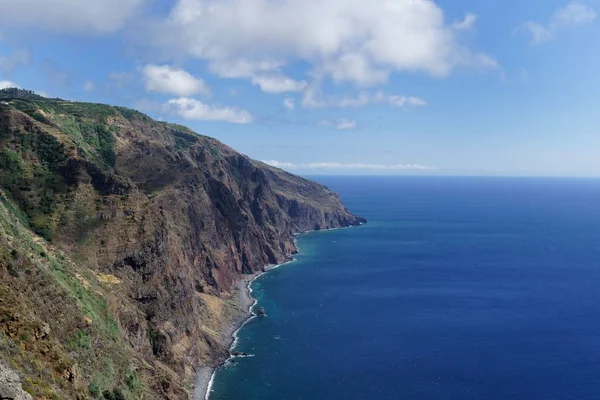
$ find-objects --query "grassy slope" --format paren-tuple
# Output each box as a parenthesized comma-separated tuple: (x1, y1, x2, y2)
(0, 191, 151, 399)
(0, 90, 178, 399)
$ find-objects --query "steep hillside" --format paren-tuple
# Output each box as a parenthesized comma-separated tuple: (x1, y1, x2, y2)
(0, 88, 365, 399)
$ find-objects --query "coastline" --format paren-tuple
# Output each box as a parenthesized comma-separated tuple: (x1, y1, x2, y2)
(193, 224, 363, 400)
(192, 259, 295, 400)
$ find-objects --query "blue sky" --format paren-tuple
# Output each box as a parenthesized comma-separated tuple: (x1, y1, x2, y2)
(1, 0, 599, 176)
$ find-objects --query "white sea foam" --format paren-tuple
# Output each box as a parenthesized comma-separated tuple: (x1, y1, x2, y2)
(204, 370, 216, 400)
(203, 224, 362, 399)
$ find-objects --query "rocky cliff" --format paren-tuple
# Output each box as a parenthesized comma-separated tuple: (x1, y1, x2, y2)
(0, 88, 364, 399)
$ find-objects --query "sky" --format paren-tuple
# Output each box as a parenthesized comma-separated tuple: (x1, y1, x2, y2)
(1, 0, 599, 176)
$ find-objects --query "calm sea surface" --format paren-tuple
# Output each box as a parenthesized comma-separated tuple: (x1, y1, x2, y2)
(209, 177, 600, 400)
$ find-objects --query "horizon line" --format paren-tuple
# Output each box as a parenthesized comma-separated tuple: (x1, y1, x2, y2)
(299, 174, 600, 179)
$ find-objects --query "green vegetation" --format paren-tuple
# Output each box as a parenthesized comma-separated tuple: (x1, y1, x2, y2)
(102, 388, 126, 400)
(66, 329, 92, 350)
(0, 87, 46, 100)
(33, 130, 68, 170)
(1, 88, 118, 170)
(49, 258, 120, 341)
(171, 127, 199, 151)
(207, 142, 222, 159)
(0, 88, 128, 239)
(0, 142, 68, 241)
(115, 106, 151, 122)
(0, 148, 24, 185)
(81, 122, 117, 166)
(88, 382, 101, 397)
(0, 194, 149, 399)
(125, 369, 142, 392)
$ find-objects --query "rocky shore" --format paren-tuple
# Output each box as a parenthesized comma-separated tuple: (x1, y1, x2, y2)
(193, 263, 289, 400)
(193, 226, 362, 399)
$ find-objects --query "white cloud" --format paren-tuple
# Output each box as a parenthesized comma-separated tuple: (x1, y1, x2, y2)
(517, 1, 596, 45)
(0, 0, 145, 35)
(471, 53, 500, 70)
(453, 13, 477, 31)
(163, 97, 253, 124)
(83, 80, 95, 92)
(262, 160, 437, 171)
(551, 1, 596, 28)
(380, 92, 428, 107)
(336, 120, 357, 130)
(303, 86, 427, 109)
(519, 21, 555, 44)
(283, 98, 295, 110)
(262, 161, 295, 168)
(208, 59, 306, 93)
(148, 0, 496, 87)
(302, 86, 369, 108)
(318, 119, 358, 130)
(0, 80, 19, 89)
(251, 75, 307, 93)
(321, 53, 390, 87)
(142, 64, 210, 97)
(0, 49, 31, 72)
(208, 59, 283, 79)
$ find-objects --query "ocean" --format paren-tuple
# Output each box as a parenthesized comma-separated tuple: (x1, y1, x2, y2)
(208, 176, 600, 400)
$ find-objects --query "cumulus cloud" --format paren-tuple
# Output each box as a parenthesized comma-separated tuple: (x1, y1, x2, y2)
(283, 98, 295, 110)
(517, 1, 596, 45)
(0, 0, 145, 35)
(303, 86, 427, 109)
(318, 119, 358, 130)
(208, 59, 306, 93)
(163, 97, 253, 124)
(320, 53, 391, 87)
(551, 1, 596, 28)
(262, 160, 437, 171)
(142, 64, 210, 97)
(0, 49, 30, 72)
(0, 80, 19, 89)
(148, 0, 496, 87)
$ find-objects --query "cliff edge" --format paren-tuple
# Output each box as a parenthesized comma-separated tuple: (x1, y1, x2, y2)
(0, 88, 364, 399)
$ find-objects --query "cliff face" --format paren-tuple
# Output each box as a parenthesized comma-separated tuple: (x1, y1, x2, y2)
(0, 89, 364, 399)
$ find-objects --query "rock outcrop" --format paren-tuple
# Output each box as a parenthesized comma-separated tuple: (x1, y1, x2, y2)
(0, 362, 33, 400)
(0, 88, 364, 399)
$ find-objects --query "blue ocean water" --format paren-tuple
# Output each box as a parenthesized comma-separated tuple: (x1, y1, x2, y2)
(209, 177, 600, 400)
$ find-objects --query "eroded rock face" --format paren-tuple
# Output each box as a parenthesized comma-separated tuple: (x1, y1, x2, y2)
(0, 93, 365, 398)
(0, 362, 33, 400)
(94, 122, 366, 377)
